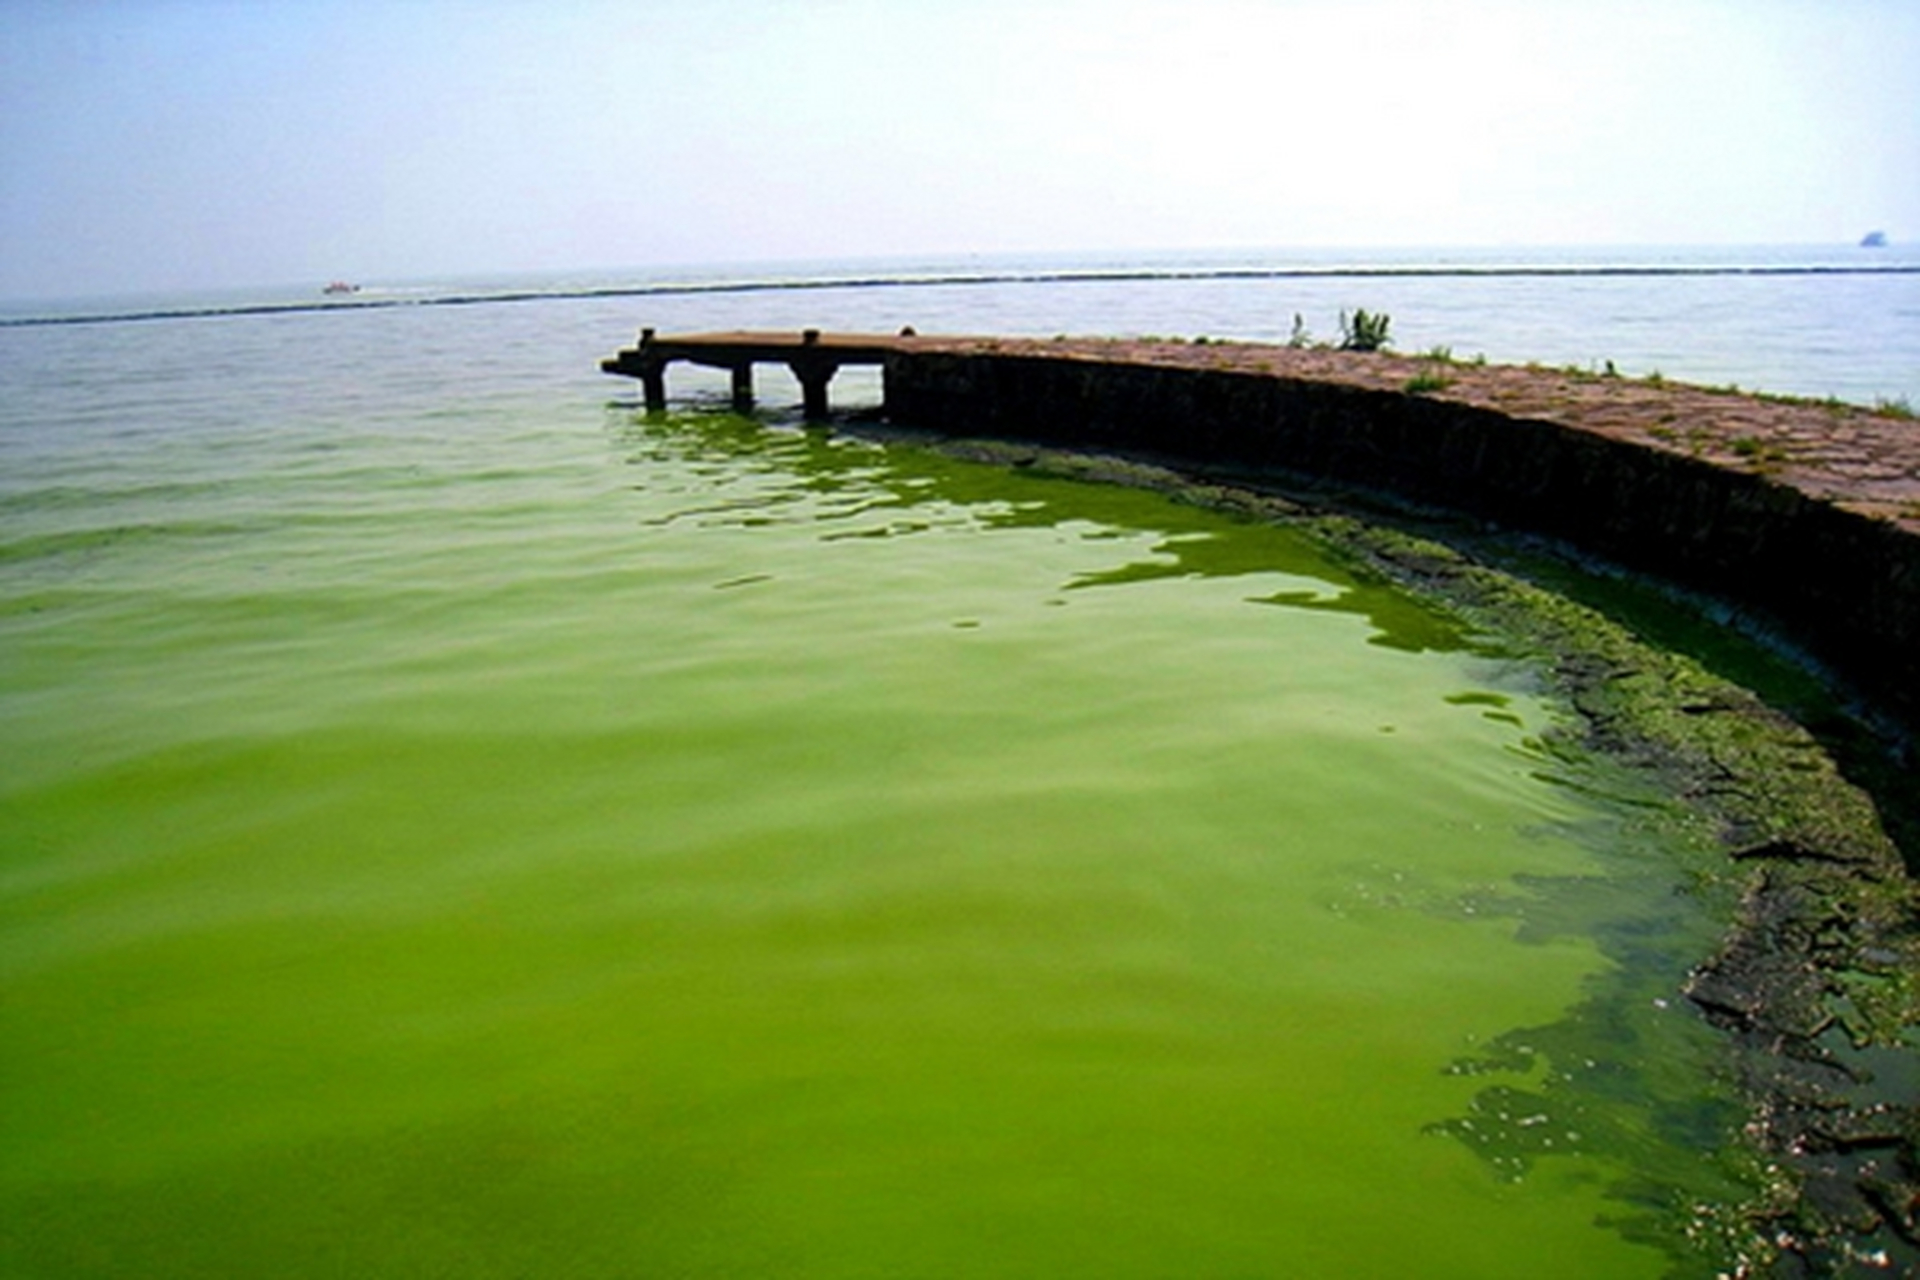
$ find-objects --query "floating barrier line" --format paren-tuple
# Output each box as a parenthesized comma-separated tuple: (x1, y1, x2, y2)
(8, 263, 1919, 329)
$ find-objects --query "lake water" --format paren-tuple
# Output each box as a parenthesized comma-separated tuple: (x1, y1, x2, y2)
(2, 247, 1913, 1276)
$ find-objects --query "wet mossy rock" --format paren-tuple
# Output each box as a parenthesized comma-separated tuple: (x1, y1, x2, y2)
(1337, 523, 1920, 1276)
(872, 433, 1920, 1277)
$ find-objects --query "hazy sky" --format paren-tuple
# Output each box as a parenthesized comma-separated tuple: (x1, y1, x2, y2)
(2, 0, 1916, 300)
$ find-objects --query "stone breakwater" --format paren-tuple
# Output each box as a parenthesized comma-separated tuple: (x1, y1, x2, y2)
(879, 336, 1920, 737)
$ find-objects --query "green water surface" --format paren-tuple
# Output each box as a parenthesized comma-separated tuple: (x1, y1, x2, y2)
(1, 409, 1743, 1276)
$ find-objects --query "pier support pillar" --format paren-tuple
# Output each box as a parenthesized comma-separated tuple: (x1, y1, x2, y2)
(640, 365, 667, 412)
(636, 329, 667, 412)
(792, 328, 835, 421)
(730, 364, 755, 413)
(796, 371, 833, 420)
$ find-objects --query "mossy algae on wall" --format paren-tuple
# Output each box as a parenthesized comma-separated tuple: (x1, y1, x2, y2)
(1327, 501, 1920, 1277)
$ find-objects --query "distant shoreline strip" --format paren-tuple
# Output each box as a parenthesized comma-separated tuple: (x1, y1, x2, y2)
(7, 263, 1919, 329)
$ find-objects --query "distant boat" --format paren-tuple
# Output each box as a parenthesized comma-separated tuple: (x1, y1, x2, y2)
(322, 281, 361, 295)
(1860, 230, 1888, 248)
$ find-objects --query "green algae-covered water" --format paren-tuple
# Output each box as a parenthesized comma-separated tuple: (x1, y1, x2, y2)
(0, 292, 1768, 1276)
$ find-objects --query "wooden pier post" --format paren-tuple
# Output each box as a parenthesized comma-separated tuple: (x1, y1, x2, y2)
(730, 363, 754, 413)
(790, 329, 835, 420)
(636, 329, 667, 412)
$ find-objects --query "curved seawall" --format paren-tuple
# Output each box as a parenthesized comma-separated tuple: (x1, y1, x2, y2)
(880, 337, 1920, 732)
(604, 326, 1920, 1265)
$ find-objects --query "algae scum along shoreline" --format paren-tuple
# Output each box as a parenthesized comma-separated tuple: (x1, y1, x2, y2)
(649, 404, 1920, 1276)
(850, 428, 1920, 1277)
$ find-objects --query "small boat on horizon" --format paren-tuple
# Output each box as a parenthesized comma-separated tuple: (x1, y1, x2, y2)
(322, 281, 361, 295)
(1860, 230, 1888, 248)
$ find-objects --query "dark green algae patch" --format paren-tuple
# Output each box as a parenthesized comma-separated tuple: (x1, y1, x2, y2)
(851, 428, 1920, 1279)
(1355, 519, 1920, 1278)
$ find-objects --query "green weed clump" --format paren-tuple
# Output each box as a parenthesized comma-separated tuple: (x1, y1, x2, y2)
(1338, 308, 1392, 352)
(1874, 396, 1916, 420)
(1730, 436, 1788, 470)
(1404, 369, 1454, 395)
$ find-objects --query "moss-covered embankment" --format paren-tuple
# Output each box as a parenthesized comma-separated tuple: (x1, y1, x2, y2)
(873, 339, 1920, 1274)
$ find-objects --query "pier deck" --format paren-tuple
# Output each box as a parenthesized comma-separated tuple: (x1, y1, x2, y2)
(600, 328, 915, 417)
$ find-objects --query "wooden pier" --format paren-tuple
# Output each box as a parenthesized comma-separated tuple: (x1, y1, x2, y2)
(599, 328, 916, 418)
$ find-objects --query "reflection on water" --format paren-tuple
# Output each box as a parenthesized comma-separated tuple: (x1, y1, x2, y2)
(1, 402, 1753, 1277)
(629, 411, 1479, 655)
